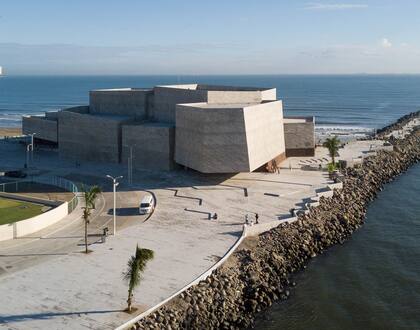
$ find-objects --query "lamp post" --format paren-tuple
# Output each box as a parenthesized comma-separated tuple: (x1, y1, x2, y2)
(26, 144, 31, 168)
(106, 175, 123, 236)
(28, 133, 36, 164)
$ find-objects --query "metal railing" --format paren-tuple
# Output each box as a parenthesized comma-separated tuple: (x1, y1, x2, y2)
(0, 175, 79, 214)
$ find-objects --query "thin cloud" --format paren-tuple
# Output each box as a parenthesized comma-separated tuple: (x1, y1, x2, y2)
(304, 3, 368, 10)
(381, 38, 392, 48)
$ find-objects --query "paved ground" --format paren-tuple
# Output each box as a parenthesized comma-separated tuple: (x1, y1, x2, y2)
(1, 117, 418, 330)
(281, 139, 392, 170)
(0, 141, 333, 329)
(1, 127, 409, 330)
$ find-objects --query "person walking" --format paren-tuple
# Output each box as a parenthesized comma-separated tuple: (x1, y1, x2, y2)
(255, 213, 259, 224)
(245, 214, 249, 225)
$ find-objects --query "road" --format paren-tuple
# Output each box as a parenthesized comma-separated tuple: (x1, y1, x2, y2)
(0, 188, 148, 276)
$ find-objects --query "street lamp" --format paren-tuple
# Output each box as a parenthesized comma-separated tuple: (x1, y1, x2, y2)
(28, 133, 36, 163)
(26, 133, 36, 167)
(106, 175, 123, 236)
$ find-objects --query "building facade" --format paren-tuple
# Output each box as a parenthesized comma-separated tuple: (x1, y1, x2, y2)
(22, 84, 315, 173)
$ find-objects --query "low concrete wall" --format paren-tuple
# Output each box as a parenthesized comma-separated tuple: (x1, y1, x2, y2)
(0, 224, 14, 241)
(0, 176, 79, 242)
(15, 202, 68, 237)
(0, 201, 68, 241)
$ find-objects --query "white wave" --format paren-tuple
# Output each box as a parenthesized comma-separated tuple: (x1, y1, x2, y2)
(316, 125, 373, 132)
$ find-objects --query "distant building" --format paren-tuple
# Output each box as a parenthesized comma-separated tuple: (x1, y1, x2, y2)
(22, 84, 315, 173)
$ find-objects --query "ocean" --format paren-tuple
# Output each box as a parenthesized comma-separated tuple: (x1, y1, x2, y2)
(1, 75, 419, 329)
(1, 75, 420, 136)
(254, 163, 420, 330)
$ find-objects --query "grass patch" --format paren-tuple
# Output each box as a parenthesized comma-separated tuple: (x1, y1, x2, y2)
(0, 197, 44, 225)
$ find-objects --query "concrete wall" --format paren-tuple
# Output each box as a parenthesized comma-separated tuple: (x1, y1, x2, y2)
(207, 91, 262, 104)
(22, 116, 58, 142)
(0, 223, 13, 241)
(58, 111, 132, 162)
(122, 123, 175, 171)
(0, 201, 68, 242)
(153, 86, 207, 123)
(15, 202, 68, 237)
(45, 111, 59, 119)
(260, 89, 277, 101)
(65, 106, 90, 114)
(283, 117, 315, 156)
(89, 89, 153, 119)
(244, 101, 285, 171)
(175, 104, 250, 173)
(175, 101, 285, 173)
(152, 85, 273, 123)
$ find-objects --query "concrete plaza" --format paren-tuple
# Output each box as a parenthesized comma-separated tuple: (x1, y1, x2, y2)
(0, 140, 330, 329)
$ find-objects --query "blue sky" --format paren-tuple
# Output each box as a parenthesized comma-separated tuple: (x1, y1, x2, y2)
(1, 0, 419, 74)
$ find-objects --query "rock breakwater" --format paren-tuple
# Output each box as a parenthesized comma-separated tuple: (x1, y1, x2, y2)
(133, 116, 420, 330)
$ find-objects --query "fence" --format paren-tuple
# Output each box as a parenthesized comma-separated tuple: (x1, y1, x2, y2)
(32, 176, 79, 213)
(0, 175, 79, 213)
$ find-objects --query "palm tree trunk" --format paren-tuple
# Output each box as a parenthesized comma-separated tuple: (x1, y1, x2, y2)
(84, 219, 88, 254)
(127, 289, 132, 312)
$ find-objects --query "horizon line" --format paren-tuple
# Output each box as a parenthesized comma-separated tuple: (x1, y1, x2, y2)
(4, 73, 420, 77)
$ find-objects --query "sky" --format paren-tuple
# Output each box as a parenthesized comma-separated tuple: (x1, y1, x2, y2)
(1, 0, 420, 75)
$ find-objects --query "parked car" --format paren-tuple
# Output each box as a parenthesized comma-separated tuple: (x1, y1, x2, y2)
(4, 170, 27, 178)
(139, 195, 154, 215)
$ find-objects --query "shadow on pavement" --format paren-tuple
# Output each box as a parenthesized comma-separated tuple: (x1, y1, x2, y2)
(0, 309, 123, 323)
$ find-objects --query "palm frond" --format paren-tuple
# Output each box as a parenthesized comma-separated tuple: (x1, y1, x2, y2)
(122, 245, 154, 293)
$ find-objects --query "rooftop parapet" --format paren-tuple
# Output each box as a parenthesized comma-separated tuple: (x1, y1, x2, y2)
(283, 116, 315, 123)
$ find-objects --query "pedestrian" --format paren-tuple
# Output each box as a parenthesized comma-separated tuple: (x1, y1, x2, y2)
(255, 213, 259, 224)
(213, 213, 218, 220)
(289, 162, 292, 171)
(289, 208, 295, 217)
(245, 214, 249, 225)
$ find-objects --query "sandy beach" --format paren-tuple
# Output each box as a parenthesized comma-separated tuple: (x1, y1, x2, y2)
(0, 127, 22, 137)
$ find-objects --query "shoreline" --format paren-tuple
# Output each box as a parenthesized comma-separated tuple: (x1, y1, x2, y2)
(0, 127, 22, 137)
(133, 111, 420, 329)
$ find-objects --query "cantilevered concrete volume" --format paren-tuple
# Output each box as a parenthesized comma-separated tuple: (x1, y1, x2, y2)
(23, 84, 315, 173)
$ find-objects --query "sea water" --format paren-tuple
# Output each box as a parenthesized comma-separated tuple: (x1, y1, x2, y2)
(1, 75, 420, 135)
(254, 164, 420, 330)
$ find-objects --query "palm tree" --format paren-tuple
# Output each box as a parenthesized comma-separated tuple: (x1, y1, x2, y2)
(81, 185, 101, 254)
(323, 136, 341, 165)
(123, 244, 154, 312)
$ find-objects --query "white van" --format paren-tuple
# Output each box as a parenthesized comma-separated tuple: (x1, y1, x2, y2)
(139, 195, 154, 215)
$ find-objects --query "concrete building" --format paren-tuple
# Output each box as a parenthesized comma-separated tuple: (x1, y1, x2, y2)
(22, 84, 315, 173)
